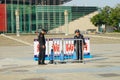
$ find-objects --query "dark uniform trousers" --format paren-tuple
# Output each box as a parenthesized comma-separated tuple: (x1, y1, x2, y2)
(38, 45, 46, 64)
(75, 42, 83, 60)
(74, 34, 85, 61)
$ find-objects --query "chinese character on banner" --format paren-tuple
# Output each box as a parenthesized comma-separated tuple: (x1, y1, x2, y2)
(52, 43, 60, 52)
(64, 40, 74, 54)
(84, 43, 88, 51)
(52, 40, 62, 55)
(83, 38, 90, 54)
(66, 44, 74, 52)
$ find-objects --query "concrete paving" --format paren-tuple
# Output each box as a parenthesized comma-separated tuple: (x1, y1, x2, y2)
(0, 34, 120, 80)
(0, 44, 120, 80)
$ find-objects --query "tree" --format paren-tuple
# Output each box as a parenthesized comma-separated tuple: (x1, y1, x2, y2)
(110, 4, 120, 28)
(91, 13, 103, 26)
(101, 6, 112, 25)
(91, 4, 120, 31)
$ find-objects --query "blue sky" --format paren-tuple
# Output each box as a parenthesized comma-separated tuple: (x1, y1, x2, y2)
(63, 0, 120, 8)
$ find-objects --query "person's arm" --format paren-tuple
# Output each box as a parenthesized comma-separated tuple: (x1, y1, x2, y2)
(82, 35, 86, 45)
(74, 36, 77, 46)
(38, 33, 44, 46)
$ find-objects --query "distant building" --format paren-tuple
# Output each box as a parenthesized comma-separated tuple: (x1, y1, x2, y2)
(0, 0, 71, 5)
(0, 0, 98, 33)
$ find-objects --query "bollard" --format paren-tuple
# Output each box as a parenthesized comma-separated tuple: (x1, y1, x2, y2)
(73, 50, 77, 60)
(49, 49, 54, 64)
(34, 55, 38, 61)
(59, 50, 66, 64)
(60, 50, 64, 61)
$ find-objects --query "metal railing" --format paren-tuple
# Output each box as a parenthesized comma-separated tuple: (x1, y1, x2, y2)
(34, 38, 86, 64)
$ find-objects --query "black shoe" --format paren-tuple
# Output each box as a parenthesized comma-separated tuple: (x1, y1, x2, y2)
(41, 63, 47, 65)
(79, 61, 83, 63)
(38, 63, 42, 65)
(49, 60, 54, 64)
(38, 62, 42, 65)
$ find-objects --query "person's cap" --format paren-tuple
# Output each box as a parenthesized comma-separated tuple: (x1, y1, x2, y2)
(75, 29, 80, 33)
(37, 29, 48, 33)
(41, 29, 48, 33)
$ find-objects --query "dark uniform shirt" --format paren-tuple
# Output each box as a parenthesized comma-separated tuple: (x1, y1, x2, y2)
(74, 34, 86, 46)
(38, 32, 46, 46)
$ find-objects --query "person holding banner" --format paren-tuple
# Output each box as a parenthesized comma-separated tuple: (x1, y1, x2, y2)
(38, 29, 47, 65)
(74, 29, 86, 62)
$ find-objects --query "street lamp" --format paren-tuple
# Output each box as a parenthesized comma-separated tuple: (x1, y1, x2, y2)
(64, 10, 69, 35)
(15, 9, 20, 36)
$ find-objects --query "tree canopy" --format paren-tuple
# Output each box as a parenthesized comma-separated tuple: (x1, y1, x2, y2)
(91, 4, 120, 31)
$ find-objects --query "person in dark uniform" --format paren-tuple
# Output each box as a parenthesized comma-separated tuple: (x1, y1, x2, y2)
(74, 29, 86, 61)
(38, 29, 47, 65)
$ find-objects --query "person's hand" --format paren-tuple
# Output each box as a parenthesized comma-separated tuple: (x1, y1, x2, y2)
(42, 45, 45, 48)
(35, 31, 39, 35)
(83, 44, 87, 48)
(74, 46, 76, 51)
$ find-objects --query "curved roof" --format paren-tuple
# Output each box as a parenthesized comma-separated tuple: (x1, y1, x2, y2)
(0, 0, 72, 5)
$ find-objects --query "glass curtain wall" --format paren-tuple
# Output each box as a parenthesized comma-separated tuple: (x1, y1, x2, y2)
(6, 0, 34, 33)
(36, 5, 72, 33)
(6, 0, 97, 33)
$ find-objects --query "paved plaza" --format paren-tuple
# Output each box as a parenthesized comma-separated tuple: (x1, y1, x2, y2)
(0, 33, 120, 80)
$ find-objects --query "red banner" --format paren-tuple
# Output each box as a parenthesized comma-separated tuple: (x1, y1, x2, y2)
(0, 4, 7, 32)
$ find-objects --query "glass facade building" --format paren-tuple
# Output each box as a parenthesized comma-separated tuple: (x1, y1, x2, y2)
(0, 0, 97, 33)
